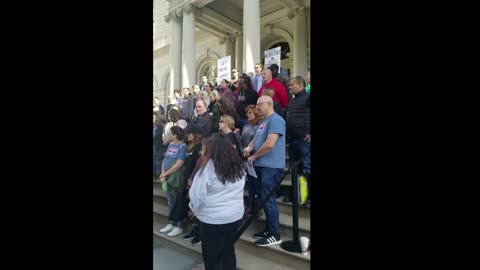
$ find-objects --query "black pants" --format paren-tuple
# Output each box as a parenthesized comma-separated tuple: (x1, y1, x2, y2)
(199, 219, 242, 270)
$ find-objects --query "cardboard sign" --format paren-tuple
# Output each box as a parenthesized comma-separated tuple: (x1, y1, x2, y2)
(264, 46, 281, 70)
(217, 55, 231, 82)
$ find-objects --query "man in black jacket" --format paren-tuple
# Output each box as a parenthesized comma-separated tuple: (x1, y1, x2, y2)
(285, 76, 311, 204)
(189, 100, 213, 138)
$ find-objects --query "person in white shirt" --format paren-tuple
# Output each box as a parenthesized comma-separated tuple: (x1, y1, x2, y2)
(189, 134, 246, 270)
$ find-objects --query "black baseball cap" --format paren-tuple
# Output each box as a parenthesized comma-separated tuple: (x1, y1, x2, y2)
(268, 64, 279, 72)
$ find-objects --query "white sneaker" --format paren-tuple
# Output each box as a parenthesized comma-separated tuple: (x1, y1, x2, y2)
(167, 227, 183, 237)
(160, 224, 174, 233)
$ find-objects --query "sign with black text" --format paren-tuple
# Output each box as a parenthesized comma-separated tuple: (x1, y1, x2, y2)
(264, 46, 281, 70)
(217, 55, 231, 82)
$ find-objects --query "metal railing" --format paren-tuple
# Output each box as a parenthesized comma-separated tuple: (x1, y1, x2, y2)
(233, 159, 303, 254)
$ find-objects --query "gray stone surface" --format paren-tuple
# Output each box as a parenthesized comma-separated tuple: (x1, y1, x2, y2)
(154, 235, 201, 270)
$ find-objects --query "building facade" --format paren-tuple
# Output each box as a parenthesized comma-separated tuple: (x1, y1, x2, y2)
(154, 0, 311, 105)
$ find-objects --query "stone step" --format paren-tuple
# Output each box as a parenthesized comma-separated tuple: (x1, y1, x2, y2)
(153, 184, 310, 233)
(154, 213, 310, 270)
(154, 232, 203, 269)
(153, 197, 310, 243)
(154, 177, 306, 216)
(153, 206, 310, 257)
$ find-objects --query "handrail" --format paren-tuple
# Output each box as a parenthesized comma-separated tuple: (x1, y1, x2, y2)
(233, 165, 291, 243)
(280, 159, 302, 253)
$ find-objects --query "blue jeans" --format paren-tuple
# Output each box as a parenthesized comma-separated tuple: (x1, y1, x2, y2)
(166, 190, 185, 228)
(289, 137, 311, 176)
(253, 166, 283, 237)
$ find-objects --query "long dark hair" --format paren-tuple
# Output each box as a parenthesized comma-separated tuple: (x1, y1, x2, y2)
(168, 108, 183, 122)
(241, 74, 253, 89)
(199, 134, 245, 184)
(187, 132, 202, 152)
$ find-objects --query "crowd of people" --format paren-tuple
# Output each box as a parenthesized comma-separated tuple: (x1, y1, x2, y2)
(153, 64, 311, 270)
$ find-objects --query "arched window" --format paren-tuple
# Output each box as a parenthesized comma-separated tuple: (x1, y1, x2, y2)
(203, 64, 217, 83)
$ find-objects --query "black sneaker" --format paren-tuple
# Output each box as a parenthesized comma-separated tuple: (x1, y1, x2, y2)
(191, 235, 201, 246)
(182, 231, 197, 241)
(253, 231, 269, 239)
(255, 235, 282, 247)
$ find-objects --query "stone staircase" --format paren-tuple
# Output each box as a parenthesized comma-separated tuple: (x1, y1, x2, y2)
(153, 149, 310, 269)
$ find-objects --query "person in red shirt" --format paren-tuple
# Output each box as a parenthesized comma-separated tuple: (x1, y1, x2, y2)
(257, 64, 288, 109)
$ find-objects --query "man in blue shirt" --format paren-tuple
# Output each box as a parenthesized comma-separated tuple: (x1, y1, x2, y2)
(252, 63, 264, 93)
(244, 96, 285, 247)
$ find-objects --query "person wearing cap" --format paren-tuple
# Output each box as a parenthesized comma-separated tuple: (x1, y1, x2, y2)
(257, 64, 289, 109)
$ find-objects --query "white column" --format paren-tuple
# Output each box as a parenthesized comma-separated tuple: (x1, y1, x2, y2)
(182, 4, 196, 88)
(165, 9, 182, 97)
(289, 7, 307, 77)
(243, 0, 261, 75)
(235, 31, 243, 72)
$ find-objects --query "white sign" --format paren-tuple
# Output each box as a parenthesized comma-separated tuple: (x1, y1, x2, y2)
(264, 46, 281, 70)
(246, 161, 257, 178)
(217, 55, 231, 82)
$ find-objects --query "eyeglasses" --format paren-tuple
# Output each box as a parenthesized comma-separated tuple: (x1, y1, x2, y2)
(232, 71, 237, 73)
(256, 102, 270, 107)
